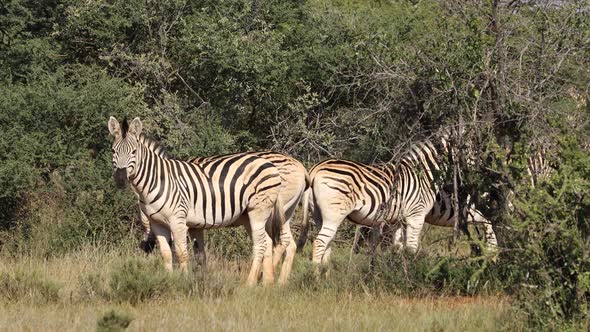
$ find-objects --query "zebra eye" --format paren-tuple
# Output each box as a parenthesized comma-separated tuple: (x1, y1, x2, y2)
(111, 148, 116, 154)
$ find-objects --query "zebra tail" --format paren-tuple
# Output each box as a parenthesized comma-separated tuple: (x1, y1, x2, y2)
(296, 188, 311, 251)
(304, 171, 312, 190)
(267, 198, 285, 247)
(139, 231, 157, 254)
(138, 208, 156, 254)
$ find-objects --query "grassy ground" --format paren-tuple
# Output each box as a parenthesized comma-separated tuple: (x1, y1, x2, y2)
(0, 293, 510, 331)
(0, 235, 517, 332)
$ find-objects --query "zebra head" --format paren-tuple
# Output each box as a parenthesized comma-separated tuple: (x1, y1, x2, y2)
(108, 116, 143, 189)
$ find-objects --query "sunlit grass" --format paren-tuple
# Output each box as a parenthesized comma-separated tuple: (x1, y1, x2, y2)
(0, 241, 517, 331)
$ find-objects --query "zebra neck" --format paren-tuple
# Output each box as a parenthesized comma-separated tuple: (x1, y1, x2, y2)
(129, 144, 165, 203)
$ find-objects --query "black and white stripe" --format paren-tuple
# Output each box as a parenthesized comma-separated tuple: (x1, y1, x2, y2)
(108, 116, 284, 286)
(140, 151, 309, 284)
(297, 132, 453, 264)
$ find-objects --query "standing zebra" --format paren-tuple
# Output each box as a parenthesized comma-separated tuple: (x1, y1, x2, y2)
(384, 144, 553, 253)
(140, 151, 310, 284)
(297, 132, 497, 265)
(108, 116, 284, 286)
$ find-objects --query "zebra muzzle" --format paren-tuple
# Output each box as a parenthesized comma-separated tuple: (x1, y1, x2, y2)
(114, 168, 128, 189)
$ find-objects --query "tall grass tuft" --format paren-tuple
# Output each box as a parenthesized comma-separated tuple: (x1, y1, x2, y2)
(108, 258, 181, 304)
(287, 246, 501, 298)
(0, 270, 60, 303)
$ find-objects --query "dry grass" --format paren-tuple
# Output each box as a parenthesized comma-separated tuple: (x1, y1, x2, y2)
(0, 293, 511, 331)
(0, 243, 518, 332)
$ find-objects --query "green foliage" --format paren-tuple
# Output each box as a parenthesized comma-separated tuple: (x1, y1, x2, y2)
(499, 138, 590, 328)
(96, 310, 133, 332)
(76, 255, 239, 303)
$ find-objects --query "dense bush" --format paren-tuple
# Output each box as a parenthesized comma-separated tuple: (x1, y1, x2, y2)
(497, 138, 590, 328)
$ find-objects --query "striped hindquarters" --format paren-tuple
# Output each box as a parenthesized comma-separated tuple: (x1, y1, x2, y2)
(309, 159, 391, 223)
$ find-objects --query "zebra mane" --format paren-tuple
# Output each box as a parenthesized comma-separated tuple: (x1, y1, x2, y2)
(137, 134, 169, 158)
(121, 116, 129, 138)
(399, 131, 445, 163)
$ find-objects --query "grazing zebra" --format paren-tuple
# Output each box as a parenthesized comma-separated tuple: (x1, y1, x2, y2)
(108, 116, 285, 286)
(140, 151, 310, 284)
(297, 131, 498, 264)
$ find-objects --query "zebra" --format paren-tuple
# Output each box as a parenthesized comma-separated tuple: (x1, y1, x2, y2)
(108, 116, 285, 286)
(139, 151, 310, 284)
(503, 145, 555, 215)
(383, 144, 554, 253)
(526, 147, 553, 188)
(296, 131, 497, 265)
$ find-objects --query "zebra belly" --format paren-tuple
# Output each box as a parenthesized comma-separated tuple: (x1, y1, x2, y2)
(139, 204, 175, 226)
(185, 209, 242, 229)
(140, 203, 241, 229)
(348, 209, 382, 227)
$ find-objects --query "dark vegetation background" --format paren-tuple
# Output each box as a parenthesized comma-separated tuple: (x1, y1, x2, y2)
(0, 0, 589, 329)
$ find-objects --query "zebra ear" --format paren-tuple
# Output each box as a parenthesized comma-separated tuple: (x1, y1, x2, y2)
(108, 116, 121, 138)
(128, 117, 143, 137)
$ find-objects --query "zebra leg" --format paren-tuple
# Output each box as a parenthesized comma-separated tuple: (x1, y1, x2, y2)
(188, 228, 206, 266)
(404, 214, 427, 254)
(274, 196, 299, 270)
(483, 222, 498, 251)
(237, 216, 265, 284)
(272, 220, 289, 269)
(468, 206, 498, 252)
(312, 215, 346, 265)
(246, 224, 273, 287)
(391, 223, 405, 252)
(245, 209, 275, 287)
(276, 219, 297, 285)
(170, 221, 189, 273)
(151, 222, 173, 271)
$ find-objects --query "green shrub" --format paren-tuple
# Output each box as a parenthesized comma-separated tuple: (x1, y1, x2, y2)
(1, 190, 140, 257)
(0, 270, 60, 303)
(108, 258, 174, 304)
(498, 139, 590, 328)
(96, 310, 133, 332)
